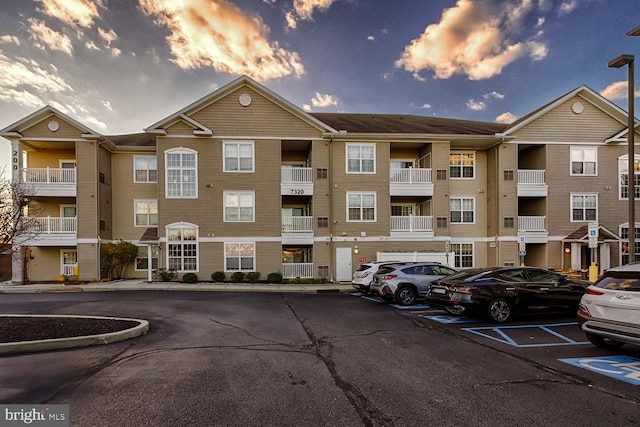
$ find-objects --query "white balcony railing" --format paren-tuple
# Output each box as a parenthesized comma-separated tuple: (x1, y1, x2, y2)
(518, 216, 546, 232)
(281, 166, 313, 183)
(28, 216, 77, 234)
(62, 264, 77, 276)
(389, 168, 432, 184)
(282, 216, 313, 232)
(282, 263, 314, 278)
(22, 168, 76, 184)
(390, 216, 433, 232)
(517, 169, 545, 184)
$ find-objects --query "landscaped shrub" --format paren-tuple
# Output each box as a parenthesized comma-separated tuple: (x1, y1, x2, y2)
(313, 277, 330, 284)
(153, 268, 177, 282)
(267, 272, 282, 283)
(246, 271, 261, 283)
(182, 273, 198, 283)
(230, 272, 246, 283)
(211, 271, 226, 282)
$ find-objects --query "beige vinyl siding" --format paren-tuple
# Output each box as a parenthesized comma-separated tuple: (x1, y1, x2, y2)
(75, 141, 98, 240)
(166, 121, 198, 135)
(448, 150, 487, 238)
(98, 145, 112, 240)
(27, 248, 64, 281)
(20, 117, 86, 139)
(190, 87, 323, 138)
(512, 96, 624, 142)
(25, 149, 75, 168)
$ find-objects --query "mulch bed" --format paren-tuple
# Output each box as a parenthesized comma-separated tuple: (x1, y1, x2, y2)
(0, 317, 140, 343)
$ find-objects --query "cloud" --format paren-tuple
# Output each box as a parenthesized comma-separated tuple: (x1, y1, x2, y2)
(286, 0, 337, 29)
(98, 28, 117, 46)
(0, 35, 21, 45)
(466, 91, 505, 111)
(558, 0, 579, 15)
(396, 0, 548, 80)
(420, 103, 431, 109)
(35, 0, 104, 28)
(85, 40, 99, 50)
(496, 112, 517, 123)
(601, 81, 640, 100)
(303, 92, 338, 111)
(28, 18, 74, 56)
(140, 0, 304, 81)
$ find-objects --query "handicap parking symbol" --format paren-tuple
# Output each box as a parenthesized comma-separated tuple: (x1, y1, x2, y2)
(424, 314, 480, 324)
(560, 355, 640, 385)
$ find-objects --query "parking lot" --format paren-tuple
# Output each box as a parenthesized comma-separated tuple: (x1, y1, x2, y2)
(1, 290, 638, 426)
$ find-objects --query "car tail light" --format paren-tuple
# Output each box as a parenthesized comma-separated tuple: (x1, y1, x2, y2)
(585, 288, 604, 296)
(382, 274, 397, 280)
(363, 272, 370, 277)
(578, 304, 590, 317)
(452, 286, 475, 294)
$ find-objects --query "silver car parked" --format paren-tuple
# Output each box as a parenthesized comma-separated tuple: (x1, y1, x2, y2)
(370, 262, 457, 306)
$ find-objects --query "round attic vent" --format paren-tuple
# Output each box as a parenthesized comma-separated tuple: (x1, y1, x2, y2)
(239, 93, 252, 107)
(571, 102, 584, 114)
(48, 120, 60, 131)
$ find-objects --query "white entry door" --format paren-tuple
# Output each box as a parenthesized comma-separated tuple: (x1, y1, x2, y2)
(336, 247, 353, 282)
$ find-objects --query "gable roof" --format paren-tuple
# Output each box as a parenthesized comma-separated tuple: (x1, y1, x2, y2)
(0, 105, 101, 139)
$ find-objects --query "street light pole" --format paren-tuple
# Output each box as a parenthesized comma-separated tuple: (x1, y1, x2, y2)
(609, 54, 635, 263)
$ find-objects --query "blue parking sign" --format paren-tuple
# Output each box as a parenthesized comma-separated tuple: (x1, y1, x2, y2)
(560, 355, 640, 385)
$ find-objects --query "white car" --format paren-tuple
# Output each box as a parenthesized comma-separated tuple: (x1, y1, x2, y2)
(352, 261, 402, 293)
(578, 262, 640, 349)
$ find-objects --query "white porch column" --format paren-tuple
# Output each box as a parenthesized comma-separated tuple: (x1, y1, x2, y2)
(10, 140, 24, 283)
(599, 243, 611, 272)
(570, 243, 582, 270)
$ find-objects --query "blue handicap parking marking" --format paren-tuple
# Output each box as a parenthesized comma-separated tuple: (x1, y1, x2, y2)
(389, 304, 429, 310)
(462, 322, 590, 348)
(560, 355, 640, 385)
(425, 314, 481, 324)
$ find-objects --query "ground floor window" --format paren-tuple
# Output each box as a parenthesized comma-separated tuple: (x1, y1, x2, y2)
(136, 245, 159, 271)
(452, 243, 473, 268)
(167, 224, 198, 272)
(621, 226, 640, 264)
(225, 243, 255, 271)
(61, 250, 77, 276)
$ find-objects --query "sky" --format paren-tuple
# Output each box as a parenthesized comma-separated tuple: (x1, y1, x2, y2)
(0, 0, 639, 173)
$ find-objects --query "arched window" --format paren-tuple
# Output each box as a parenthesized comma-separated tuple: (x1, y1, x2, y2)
(166, 222, 198, 272)
(165, 148, 197, 198)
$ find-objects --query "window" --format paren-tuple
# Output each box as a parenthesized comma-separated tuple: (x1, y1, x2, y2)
(503, 170, 514, 181)
(571, 147, 597, 175)
(504, 217, 515, 228)
(61, 250, 77, 276)
(436, 169, 447, 180)
(316, 168, 328, 179)
(436, 217, 448, 228)
(167, 224, 198, 272)
(452, 243, 473, 268)
(391, 205, 413, 216)
(571, 194, 597, 222)
(99, 172, 106, 184)
(450, 198, 475, 223)
(618, 155, 640, 199)
(224, 192, 255, 222)
(165, 149, 197, 198)
(134, 156, 157, 183)
(317, 217, 329, 228)
(100, 219, 106, 231)
(450, 152, 475, 178)
(318, 265, 329, 278)
(224, 142, 254, 172)
(346, 143, 375, 173)
(225, 243, 255, 271)
(135, 200, 158, 227)
(620, 226, 640, 264)
(347, 192, 376, 221)
(136, 245, 159, 271)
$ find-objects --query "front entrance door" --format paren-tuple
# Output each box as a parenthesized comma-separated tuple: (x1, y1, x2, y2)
(335, 247, 352, 282)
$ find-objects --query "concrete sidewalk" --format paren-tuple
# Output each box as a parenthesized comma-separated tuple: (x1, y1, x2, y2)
(0, 279, 355, 294)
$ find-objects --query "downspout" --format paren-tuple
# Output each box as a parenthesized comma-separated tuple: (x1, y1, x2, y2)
(328, 135, 334, 282)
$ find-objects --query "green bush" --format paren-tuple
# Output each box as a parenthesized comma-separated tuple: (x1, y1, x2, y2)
(153, 268, 177, 282)
(182, 273, 198, 283)
(230, 271, 246, 283)
(267, 272, 282, 283)
(211, 271, 226, 282)
(246, 271, 261, 283)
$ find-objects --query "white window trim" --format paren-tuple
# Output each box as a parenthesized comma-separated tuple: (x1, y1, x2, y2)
(224, 242, 256, 272)
(223, 141, 255, 173)
(165, 148, 198, 199)
(59, 204, 76, 217)
(570, 146, 598, 176)
(59, 159, 76, 168)
(451, 242, 474, 268)
(449, 197, 476, 224)
(224, 191, 256, 222)
(346, 191, 377, 222)
(618, 154, 640, 200)
(165, 222, 199, 273)
(449, 151, 476, 180)
(570, 193, 598, 223)
(134, 155, 158, 183)
(135, 244, 159, 271)
(134, 199, 158, 227)
(390, 203, 416, 216)
(346, 143, 376, 174)
(60, 249, 77, 276)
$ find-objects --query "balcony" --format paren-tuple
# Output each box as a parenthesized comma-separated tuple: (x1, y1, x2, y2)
(20, 216, 77, 246)
(282, 262, 314, 279)
(517, 170, 547, 197)
(281, 166, 313, 196)
(518, 216, 548, 243)
(390, 215, 434, 239)
(282, 216, 314, 245)
(22, 168, 76, 197)
(390, 168, 433, 196)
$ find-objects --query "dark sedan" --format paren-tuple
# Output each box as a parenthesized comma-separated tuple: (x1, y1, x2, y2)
(425, 267, 590, 323)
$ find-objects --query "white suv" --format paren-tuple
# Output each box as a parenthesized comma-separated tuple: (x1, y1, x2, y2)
(578, 262, 640, 349)
(352, 261, 402, 293)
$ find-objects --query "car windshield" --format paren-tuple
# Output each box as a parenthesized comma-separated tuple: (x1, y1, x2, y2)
(442, 268, 494, 283)
(595, 273, 640, 291)
(356, 264, 372, 272)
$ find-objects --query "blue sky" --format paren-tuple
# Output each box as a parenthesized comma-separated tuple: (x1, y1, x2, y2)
(0, 0, 638, 168)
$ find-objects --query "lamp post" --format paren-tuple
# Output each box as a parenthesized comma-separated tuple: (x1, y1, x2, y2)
(608, 54, 635, 263)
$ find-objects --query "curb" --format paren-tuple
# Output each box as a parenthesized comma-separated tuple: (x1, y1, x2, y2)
(0, 314, 149, 355)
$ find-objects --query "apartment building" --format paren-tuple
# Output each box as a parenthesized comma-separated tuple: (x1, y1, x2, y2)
(1, 76, 638, 283)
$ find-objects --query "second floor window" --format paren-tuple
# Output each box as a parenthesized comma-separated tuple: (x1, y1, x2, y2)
(134, 156, 157, 182)
(571, 147, 597, 175)
(135, 200, 158, 227)
(165, 149, 197, 198)
(571, 194, 597, 222)
(224, 191, 255, 222)
(347, 192, 376, 221)
(346, 143, 375, 173)
(619, 155, 640, 200)
(224, 142, 254, 172)
(450, 197, 475, 223)
(450, 152, 475, 178)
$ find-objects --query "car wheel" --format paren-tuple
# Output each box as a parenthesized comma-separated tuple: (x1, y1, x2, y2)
(396, 287, 417, 306)
(487, 298, 513, 323)
(585, 333, 625, 349)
